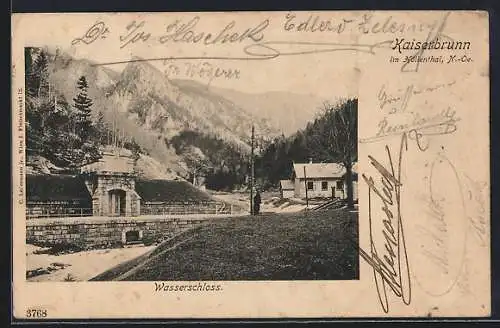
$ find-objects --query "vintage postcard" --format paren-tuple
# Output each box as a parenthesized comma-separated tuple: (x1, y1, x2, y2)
(11, 11, 490, 319)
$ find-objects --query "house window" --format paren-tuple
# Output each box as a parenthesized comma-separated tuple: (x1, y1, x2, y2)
(307, 181, 314, 190)
(336, 180, 343, 190)
(321, 181, 328, 191)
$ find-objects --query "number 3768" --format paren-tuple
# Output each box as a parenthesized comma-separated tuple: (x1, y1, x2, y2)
(26, 308, 47, 318)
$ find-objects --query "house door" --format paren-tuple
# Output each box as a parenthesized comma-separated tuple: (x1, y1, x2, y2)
(109, 189, 126, 216)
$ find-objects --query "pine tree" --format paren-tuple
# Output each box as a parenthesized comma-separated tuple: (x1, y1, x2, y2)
(32, 50, 50, 99)
(73, 76, 93, 142)
(73, 76, 93, 120)
(25, 48, 35, 97)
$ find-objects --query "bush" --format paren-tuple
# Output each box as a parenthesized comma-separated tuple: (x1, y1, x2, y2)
(64, 273, 76, 282)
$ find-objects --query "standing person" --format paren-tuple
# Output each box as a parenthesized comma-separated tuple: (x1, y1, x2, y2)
(253, 190, 261, 215)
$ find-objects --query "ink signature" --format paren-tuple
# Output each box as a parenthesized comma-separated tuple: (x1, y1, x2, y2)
(463, 174, 489, 247)
(164, 61, 241, 85)
(377, 80, 456, 113)
(71, 21, 110, 46)
(400, 12, 451, 73)
(378, 84, 413, 114)
(419, 153, 467, 296)
(91, 39, 393, 67)
(84, 12, 453, 69)
(361, 106, 460, 152)
(243, 40, 393, 59)
(413, 153, 467, 297)
(360, 133, 411, 313)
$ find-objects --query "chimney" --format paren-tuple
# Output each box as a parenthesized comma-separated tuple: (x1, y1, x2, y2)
(309, 158, 313, 164)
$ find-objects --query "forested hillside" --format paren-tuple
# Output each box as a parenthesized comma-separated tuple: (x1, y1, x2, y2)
(170, 130, 252, 191)
(24, 47, 142, 170)
(24, 46, 356, 200)
(23, 47, 277, 182)
(255, 98, 358, 198)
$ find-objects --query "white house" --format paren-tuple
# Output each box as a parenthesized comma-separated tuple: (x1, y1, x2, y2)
(279, 179, 295, 199)
(279, 160, 358, 200)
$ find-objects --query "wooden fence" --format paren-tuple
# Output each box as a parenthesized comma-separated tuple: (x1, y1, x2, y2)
(26, 202, 233, 219)
(140, 202, 233, 215)
(26, 207, 93, 219)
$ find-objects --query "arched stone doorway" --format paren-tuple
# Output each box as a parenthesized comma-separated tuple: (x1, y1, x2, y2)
(108, 189, 126, 216)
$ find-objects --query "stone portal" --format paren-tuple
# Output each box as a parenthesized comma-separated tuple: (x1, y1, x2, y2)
(81, 150, 141, 217)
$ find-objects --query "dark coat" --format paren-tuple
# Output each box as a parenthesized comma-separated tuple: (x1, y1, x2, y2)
(253, 192, 261, 214)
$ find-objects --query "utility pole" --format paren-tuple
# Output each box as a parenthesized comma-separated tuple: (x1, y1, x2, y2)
(112, 111, 116, 151)
(303, 166, 309, 209)
(107, 121, 111, 146)
(250, 125, 255, 215)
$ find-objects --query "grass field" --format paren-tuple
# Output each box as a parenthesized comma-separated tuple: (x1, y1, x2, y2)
(92, 208, 359, 281)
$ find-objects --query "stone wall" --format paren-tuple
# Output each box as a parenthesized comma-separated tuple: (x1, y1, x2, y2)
(25, 215, 232, 249)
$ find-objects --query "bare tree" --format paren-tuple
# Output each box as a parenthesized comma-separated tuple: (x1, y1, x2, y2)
(183, 146, 211, 186)
(308, 98, 357, 209)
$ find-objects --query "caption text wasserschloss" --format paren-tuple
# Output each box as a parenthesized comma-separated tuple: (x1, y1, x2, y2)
(154, 282, 224, 292)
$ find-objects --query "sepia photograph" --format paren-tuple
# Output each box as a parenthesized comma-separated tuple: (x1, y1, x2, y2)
(24, 46, 359, 282)
(12, 11, 490, 318)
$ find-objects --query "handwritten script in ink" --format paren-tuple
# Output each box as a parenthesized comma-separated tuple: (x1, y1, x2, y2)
(67, 13, 454, 68)
(360, 133, 412, 313)
(71, 21, 110, 46)
(164, 61, 241, 84)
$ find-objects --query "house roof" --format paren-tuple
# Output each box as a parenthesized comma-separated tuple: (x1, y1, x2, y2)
(135, 179, 214, 203)
(279, 180, 294, 190)
(27, 174, 91, 202)
(293, 162, 346, 179)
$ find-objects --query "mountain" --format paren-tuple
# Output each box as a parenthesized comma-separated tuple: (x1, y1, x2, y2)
(108, 60, 279, 148)
(44, 51, 186, 176)
(30, 47, 331, 189)
(30, 50, 287, 185)
(204, 83, 328, 136)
